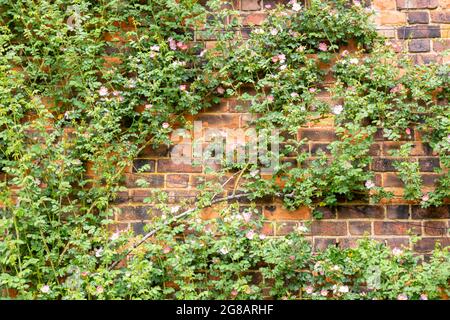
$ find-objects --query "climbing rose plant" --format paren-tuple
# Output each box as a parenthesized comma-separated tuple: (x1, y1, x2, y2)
(0, 0, 448, 299)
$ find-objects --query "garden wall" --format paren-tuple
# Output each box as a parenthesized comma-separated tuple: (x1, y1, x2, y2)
(114, 0, 450, 253)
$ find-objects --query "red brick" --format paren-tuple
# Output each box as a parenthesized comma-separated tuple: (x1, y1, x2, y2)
(383, 173, 404, 187)
(349, 221, 372, 235)
(166, 190, 199, 204)
(418, 157, 440, 172)
(433, 39, 450, 51)
(157, 159, 202, 173)
(337, 205, 385, 219)
(311, 221, 347, 236)
(423, 221, 448, 236)
(373, 0, 397, 10)
(374, 221, 421, 235)
(298, 129, 337, 141)
(386, 205, 410, 219)
(396, 0, 439, 9)
(195, 114, 240, 129)
(414, 237, 450, 252)
(118, 206, 158, 221)
(124, 174, 164, 188)
(314, 207, 336, 219)
(407, 11, 430, 24)
(431, 11, 450, 23)
(397, 26, 441, 39)
(241, 0, 261, 10)
(313, 237, 337, 250)
(242, 13, 266, 25)
(132, 159, 156, 173)
(412, 205, 449, 219)
(166, 174, 189, 188)
(263, 205, 311, 220)
(375, 237, 411, 248)
(408, 39, 431, 52)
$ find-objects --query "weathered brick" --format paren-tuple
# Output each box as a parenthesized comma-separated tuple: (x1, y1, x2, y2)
(386, 205, 410, 219)
(337, 205, 385, 219)
(372, 158, 404, 172)
(195, 114, 240, 128)
(418, 157, 440, 172)
(383, 173, 404, 187)
(375, 237, 410, 248)
(373, 0, 397, 10)
(298, 129, 337, 141)
(349, 221, 372, 235)
(396, 0, 439, 9)
(132, 222, 147, 235)
(112, 191, 129, 204)
(408, 39, 431, 52)
(374, 221, 421, 235)
(407, 11, 430, 24)
(167, 190, 199, 204)
(118, 206, 156, 221)
(139, 144, 169, 157)
(377, 11, 406, 25)
(423, 221, 448, 236)
(412, 205, 450, 219)
(421, 173, 441, 186)
(313, 237, 337, 250)
(311, 221, 347, 236)
(130, 189, 153, 202)
(433, 39, 450, 51)
(412, 53, 444, 64)
(125, 174, 164, 188)
(166, 174, 189, 188)
(414, 237, 450, 252)
(242, 13, 266, 25)
(241, 0, 261, 10)
(157, 159, 202, 173)
(431, 11, 450, 23)
(397, 26, 441, 39)
(276, 221, 307, 235)
(383, 142, 434, 156)
(132, 159, 155, 173)
(263, 205, 311, 220)
(314, 207, 336, 219)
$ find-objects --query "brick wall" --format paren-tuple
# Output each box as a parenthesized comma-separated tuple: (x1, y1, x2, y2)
(114, 0, 450, 254)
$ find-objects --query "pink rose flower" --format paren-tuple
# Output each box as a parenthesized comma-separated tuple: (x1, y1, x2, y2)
(217, 86, 225, 94)
(245, 230, 255, 240)
(179, 84, 187, 91)
(318, 42, 328, 52)
(163, 246, 172, 254)
(422, 194, 429, 202)
(309, 87, 316, 93)
(40, 285, 50, 294)
(305, 286, 314, 294)
(420, 294, 428, 300)
(267, 95, 274, 102)
(332, 104, 343, 115)
(98, 86, 108, 97)
(96, 286, 104, 294)
(162, 122, 170, 129)
(168, 38, 177, 50)
(365, 180, 375, 189)
(405, 128, 411, 135)
(397, 293, 408, 300)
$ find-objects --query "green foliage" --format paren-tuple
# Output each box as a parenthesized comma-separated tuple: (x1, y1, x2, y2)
(0, 0, 448, 299)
